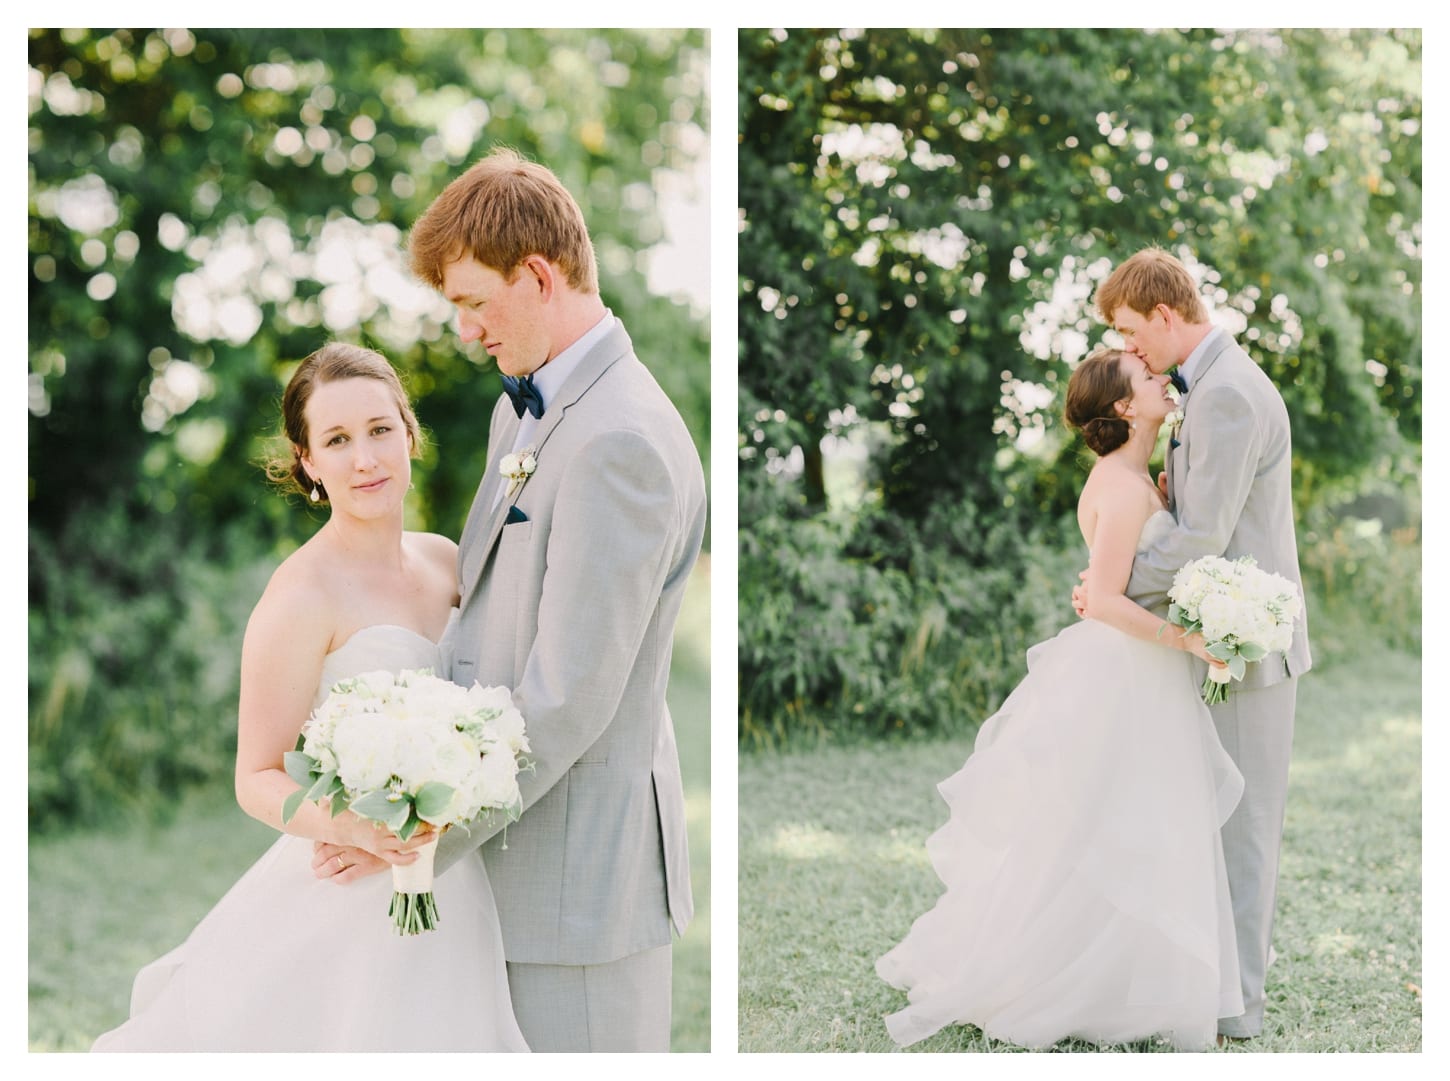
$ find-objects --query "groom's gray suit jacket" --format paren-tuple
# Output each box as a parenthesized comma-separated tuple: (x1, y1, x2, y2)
(1126, 331, 1312, 686)
(438, 320, 706, 966)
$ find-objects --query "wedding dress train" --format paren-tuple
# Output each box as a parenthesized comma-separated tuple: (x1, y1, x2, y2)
(876, 511, 1244, 1051)
(93, 625, 529, 1052)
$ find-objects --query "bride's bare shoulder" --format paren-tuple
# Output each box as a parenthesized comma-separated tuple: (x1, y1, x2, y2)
(407, 530, 459, 569)
(1077, 460, 1155, 540)
(246, 538, 337, 645)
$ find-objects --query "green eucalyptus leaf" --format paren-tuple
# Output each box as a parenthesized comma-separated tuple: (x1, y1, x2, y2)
(281, 787, 307, 825)
(305, 769, 337, 802)
(283, 750, 317, 787)
(384, 799, 412, 834)
(350, 790, 399, 823)
(414, 781, 455, 819)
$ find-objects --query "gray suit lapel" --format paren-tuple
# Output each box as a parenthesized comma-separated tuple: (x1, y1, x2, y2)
(1184, 330, 1232, 393)
(458, 325, 634, 608)
(457, 410, 519, 598)
(523, 335, 626, 465)
(1168, 330, 1236, 511)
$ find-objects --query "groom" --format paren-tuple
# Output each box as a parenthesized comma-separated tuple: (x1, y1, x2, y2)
(318, 148, 705, 1051)
(1085, 247, 1312, 1040)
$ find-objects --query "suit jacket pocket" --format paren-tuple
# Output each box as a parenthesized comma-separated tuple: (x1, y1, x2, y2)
(500, 520, 534, 545)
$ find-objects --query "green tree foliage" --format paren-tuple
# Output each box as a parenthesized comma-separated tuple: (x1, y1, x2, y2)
(29, 28, 709, 827)
(738, 28, 1419, 743)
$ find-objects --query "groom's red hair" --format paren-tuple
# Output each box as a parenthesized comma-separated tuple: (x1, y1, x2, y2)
(1096, 248, 1208, 325)
(408, 147, 599, 294)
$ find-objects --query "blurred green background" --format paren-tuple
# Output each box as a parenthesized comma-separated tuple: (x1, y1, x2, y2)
(28, 27, 711, 1050)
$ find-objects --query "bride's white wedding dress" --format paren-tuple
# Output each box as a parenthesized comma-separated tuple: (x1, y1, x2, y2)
(92, 624, 529, 1052)
(876, 511, 1244, 1052)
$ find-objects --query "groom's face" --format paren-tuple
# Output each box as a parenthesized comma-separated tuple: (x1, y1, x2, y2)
(1111, 305, 1177, 375)
(441, 255, 551, 377)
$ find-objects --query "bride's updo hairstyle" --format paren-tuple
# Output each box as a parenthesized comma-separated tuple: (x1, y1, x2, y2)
(267, 343, 423, 504)
(1064, 348, 1134, 457)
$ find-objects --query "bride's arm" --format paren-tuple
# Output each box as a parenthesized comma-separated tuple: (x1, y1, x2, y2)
(233, 568, 426, 866)
(1081, 488, 1222, 667)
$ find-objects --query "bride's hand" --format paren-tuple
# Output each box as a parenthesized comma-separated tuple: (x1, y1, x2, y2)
(333, 813, 437, 864)
(1174, 628, 1229, 671)
(312, 842, 388, 883)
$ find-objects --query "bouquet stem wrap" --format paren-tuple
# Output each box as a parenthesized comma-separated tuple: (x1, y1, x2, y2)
(1202, 661, 1235, 705)
(389, 836, 440, 935)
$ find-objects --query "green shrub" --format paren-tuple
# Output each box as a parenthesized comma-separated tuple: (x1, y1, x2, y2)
(1297, 501, 1421, 663)
(738, 497, 1081, 747)
(29, 503, 273, 831)
(739, 483, 1422, 750)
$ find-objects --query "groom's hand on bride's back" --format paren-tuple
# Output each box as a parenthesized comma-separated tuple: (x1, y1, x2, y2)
(1072, 570, 1089, 618)
(311, 842, 388, 884)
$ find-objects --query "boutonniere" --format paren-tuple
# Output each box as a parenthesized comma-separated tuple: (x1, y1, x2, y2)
(499, 446, 538, 498)
(1167, 408, 1185, 449)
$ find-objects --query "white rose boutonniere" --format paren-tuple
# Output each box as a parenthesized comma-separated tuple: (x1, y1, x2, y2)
(499, 446, 538, 498)
(1167, 407, 1185, 447)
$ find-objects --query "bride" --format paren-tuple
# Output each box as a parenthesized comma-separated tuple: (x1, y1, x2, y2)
(93, 343, 528, 1052)
(876, 348, 1244, 1052)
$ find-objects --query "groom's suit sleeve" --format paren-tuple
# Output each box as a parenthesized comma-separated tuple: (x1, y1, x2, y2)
(436, 425, 680, 866)
(1126, 381, 1262, 611)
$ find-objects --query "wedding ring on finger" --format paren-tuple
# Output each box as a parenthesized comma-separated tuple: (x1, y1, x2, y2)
(335, 855, 346, 873)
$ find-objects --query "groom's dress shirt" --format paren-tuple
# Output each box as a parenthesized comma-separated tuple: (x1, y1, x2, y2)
(1176, 324, 1225, 392)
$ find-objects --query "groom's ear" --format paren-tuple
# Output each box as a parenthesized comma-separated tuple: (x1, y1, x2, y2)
(520, 254, 557, 302)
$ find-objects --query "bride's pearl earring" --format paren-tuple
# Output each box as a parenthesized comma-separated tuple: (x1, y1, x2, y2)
(309, 479, 322, 503)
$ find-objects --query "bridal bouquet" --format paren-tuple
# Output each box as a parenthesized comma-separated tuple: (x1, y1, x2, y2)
(282, 668, 530, 934)
(1166, 555, 1302, 705)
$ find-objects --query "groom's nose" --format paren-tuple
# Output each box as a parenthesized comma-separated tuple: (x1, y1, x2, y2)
(456, 308, 484, 344)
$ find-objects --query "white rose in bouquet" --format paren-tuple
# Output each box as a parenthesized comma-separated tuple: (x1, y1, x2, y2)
(470, 740, 524, 810)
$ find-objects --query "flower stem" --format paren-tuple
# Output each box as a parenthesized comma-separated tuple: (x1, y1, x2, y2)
(389, 890, 440, 935)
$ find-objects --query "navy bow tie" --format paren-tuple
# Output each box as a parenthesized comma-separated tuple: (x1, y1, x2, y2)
(501, 374, 544, 419)
(1168, 368, 1188, 395)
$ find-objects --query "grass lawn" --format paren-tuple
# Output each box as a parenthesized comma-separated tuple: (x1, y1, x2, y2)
(738, 643, 1421, 1053)
(29, 560, 711, 1052)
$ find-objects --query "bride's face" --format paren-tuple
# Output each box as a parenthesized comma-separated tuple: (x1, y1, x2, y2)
(300, 377, 412, 517)
(1118, 356, 1175, 425)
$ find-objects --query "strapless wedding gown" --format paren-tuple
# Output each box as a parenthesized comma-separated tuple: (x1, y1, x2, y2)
(876, 511, 1244, 1052)
(92, 624, 529, 1052)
